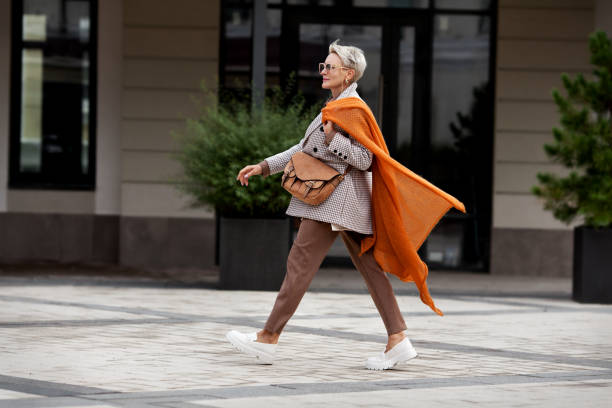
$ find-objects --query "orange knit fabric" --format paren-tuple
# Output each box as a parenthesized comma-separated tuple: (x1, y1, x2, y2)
(322, 97, 467, 316)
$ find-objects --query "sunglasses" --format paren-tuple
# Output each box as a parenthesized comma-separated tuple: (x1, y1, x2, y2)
(318, 62, 351, 74)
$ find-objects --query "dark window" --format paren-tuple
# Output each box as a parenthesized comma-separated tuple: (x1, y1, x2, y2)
(9, 0, 97, 190)
(220, 0, 253, 93)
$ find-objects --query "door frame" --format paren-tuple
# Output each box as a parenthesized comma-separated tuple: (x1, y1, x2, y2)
(280, 7, 433, 175)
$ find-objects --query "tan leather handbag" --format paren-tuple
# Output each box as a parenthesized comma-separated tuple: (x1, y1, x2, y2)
(281, 151, 351, 206)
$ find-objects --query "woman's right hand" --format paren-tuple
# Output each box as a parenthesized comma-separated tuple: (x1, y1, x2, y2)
(236, 164, 262, 186)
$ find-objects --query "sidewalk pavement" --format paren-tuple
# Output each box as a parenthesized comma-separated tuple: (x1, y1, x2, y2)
(0, 264, 610, 407)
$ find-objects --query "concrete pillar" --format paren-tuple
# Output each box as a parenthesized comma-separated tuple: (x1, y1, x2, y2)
(251, 0, 267, 110)
(0, 0, 11, 212)
(595, 0, 612, 35)
(95, 0, 123, 215)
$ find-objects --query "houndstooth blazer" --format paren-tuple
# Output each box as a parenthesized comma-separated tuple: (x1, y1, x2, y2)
(261, 82, 374, 234)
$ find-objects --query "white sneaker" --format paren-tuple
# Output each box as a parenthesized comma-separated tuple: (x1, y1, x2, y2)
(365, 337, 418, 370)
(226, 330, 277, 364)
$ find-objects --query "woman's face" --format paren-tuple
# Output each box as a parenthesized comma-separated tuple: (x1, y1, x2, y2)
(320, 53, 353, 91)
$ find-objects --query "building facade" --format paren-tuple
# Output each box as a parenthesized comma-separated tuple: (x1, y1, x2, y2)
(0, 0, 609, 276)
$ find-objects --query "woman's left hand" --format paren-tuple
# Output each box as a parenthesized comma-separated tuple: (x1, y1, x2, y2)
(323, 121, 334, 144)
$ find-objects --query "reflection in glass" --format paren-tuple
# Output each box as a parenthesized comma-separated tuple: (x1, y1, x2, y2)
(354, 0, 429, 7)
(23, 14, 46, 41)
(430, 15, 489, 185)
(266, 8, 281, 86)
(298, 24, 382, 119)
(223, 4, 252, 89)
(20, 49, 43, 172)
(288, 0, 334, 5)
(427, 14, 491, 270)
(395, 27, 415, 167)
(435, 0, 491, 10)
(81, 51, 89, 173)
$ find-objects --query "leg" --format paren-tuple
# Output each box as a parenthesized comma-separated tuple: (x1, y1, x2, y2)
(340, 230, 408, 351)
(260, 219, 338, 342)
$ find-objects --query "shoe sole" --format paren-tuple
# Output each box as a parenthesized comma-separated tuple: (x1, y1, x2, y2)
(226, 331, 275, 364)
(365, 348, 418, 370)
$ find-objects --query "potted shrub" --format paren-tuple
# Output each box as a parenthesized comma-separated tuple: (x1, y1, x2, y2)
(171, 82, 318, 290)
(531, 31, 612, 303)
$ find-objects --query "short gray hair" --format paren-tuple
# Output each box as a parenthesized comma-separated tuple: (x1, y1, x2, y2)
(329, 39, 367, 83)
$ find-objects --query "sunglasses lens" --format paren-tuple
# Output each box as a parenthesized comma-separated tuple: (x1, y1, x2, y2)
(319, 63, 333, 73)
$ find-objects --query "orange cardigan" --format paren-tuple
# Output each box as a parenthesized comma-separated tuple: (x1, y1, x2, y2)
(322, 97, 466, 316)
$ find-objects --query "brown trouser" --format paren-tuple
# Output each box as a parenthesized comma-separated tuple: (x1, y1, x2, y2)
(264, 218, 407, 336)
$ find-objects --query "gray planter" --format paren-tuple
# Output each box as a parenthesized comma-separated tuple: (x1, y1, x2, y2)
(219, 216, 291, 291)
(573, 225, 612, 304)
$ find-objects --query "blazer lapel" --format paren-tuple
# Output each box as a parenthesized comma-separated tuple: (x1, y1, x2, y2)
(301, 112, 323, 147)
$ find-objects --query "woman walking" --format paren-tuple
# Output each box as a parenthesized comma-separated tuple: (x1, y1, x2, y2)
(227, 39, 465, 370)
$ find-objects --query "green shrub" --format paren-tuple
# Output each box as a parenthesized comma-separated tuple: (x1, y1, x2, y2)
(171, 81, 320, 218)
(531, 31, 612, 228)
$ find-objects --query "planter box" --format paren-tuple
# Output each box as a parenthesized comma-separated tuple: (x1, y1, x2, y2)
(573, 225, 612, 303)
(219, 217, 291, 291)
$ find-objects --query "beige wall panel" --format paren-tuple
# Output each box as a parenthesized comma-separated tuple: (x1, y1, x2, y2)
(496, 70, 565, 101)
(124, 59, 217, 90)
(122, 120, 184, 151)
(497, 40, 590, 70)
(7, 191, 94, 214)
(122, 151, 183, 183)
(500, 0, 593, 8)
(495, 132, 556, 162)
(122, 89, 204, 120)
(124, 27, 219, 59)
(495, 162, 571, 193)
(499, 8, 593, 40)
(125, 0, 219, 28)
(496, 101, 559, 132)
(493, 193, 582, 229)
(121, 183, 214, 218)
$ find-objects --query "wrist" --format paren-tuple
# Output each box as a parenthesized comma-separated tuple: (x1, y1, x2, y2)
(257, 160, 270, 177)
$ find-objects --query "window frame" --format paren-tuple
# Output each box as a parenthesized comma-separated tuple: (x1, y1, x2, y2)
(9, 0, 98, 191)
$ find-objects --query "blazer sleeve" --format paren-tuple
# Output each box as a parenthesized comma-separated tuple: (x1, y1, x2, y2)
(259, 140, 303, 178)
(326, 132, 373, 171)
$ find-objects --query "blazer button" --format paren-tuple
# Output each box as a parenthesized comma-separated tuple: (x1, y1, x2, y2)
(333, 149, 337, 153)
(344, 155, 348, 159)
(313, 147, 318, 153)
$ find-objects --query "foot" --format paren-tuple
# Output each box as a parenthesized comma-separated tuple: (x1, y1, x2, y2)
(365, 337, 418, 370)
(385, 332, 406, 352)
(226, 330, 277, 364)
(256, 329, 279, 344)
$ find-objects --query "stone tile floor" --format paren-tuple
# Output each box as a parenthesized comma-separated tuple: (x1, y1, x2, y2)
(0, 269, 610, 407)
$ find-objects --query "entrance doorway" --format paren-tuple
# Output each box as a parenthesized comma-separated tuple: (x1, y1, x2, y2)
(281, 8, 489, 272)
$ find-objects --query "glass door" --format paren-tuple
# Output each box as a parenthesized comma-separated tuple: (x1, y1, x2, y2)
(282, 10, 429, 264)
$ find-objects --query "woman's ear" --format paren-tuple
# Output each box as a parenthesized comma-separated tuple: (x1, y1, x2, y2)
(348, 69, 355, 82)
